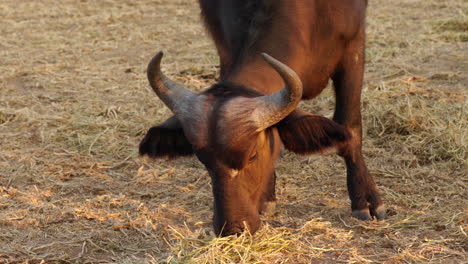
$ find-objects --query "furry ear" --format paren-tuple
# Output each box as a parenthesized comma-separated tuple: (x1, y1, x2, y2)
(139, 116, 193, 158)
(276, 110, 351, 154)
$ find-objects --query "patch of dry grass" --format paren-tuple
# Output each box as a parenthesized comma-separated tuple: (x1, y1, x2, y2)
(0, 0, 467, 263)
(432, 17, 468, 42)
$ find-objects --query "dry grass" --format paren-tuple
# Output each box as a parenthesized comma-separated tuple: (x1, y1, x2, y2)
(0, 0, 467, 263)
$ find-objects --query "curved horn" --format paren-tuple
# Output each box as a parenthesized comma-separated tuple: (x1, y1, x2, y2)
(253, 53, 303, 130)
(147, 51, 196, 114)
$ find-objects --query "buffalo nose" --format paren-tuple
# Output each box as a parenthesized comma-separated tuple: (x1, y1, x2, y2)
(221, 226, 244, 237)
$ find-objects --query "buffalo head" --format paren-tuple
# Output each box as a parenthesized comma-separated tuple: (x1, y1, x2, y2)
(139, 52, 350, 236)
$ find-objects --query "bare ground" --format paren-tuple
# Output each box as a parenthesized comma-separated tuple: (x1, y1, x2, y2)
(0, 0, 466, 263)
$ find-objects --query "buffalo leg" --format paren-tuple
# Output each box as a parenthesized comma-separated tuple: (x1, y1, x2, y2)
(332, 30, 386, 220)
(260, 172, 276, 216)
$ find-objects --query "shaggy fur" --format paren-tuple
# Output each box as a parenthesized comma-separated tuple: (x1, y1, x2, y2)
(207, 83, 267, 170)
(198, 0, 278, 76)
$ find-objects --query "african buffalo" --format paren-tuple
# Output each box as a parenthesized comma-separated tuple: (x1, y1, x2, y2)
(140, 0, 386, 236)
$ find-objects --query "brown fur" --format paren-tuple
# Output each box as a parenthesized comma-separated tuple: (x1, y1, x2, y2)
(198, 0, 278, 77)
(205, 83, 265, 169)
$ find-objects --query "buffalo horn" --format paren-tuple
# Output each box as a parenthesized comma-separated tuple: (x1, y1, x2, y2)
(253, 53, 303, 130)
(147, 51, 196, 114)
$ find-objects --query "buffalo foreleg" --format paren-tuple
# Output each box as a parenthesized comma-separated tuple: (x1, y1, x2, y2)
(332, 29, 386, 220)
(260, 172, 277, 216)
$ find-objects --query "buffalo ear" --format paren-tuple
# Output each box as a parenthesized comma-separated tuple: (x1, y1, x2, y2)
(139, 116, 193, 158)
(276, 110, 351, 154)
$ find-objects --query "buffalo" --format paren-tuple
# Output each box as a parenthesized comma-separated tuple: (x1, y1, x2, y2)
(140, 0, 386, 236)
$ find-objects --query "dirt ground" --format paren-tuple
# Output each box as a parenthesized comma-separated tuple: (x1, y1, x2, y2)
(0, 0, 466, 263)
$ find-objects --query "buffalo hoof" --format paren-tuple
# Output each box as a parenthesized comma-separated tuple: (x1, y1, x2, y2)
(372, 206, 387, 220)
(352, 205, 387, 221)
(261, 201, 276, 216)
(352, 209, 373, 221)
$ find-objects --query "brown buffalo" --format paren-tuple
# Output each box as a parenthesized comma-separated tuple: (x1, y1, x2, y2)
(140, 0, 386, 236)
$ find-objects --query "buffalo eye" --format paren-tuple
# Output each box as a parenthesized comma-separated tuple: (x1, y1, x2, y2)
(248, 152, 258, 163)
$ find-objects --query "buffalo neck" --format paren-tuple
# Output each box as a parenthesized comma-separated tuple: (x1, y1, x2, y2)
(225, 53, 301, 96)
